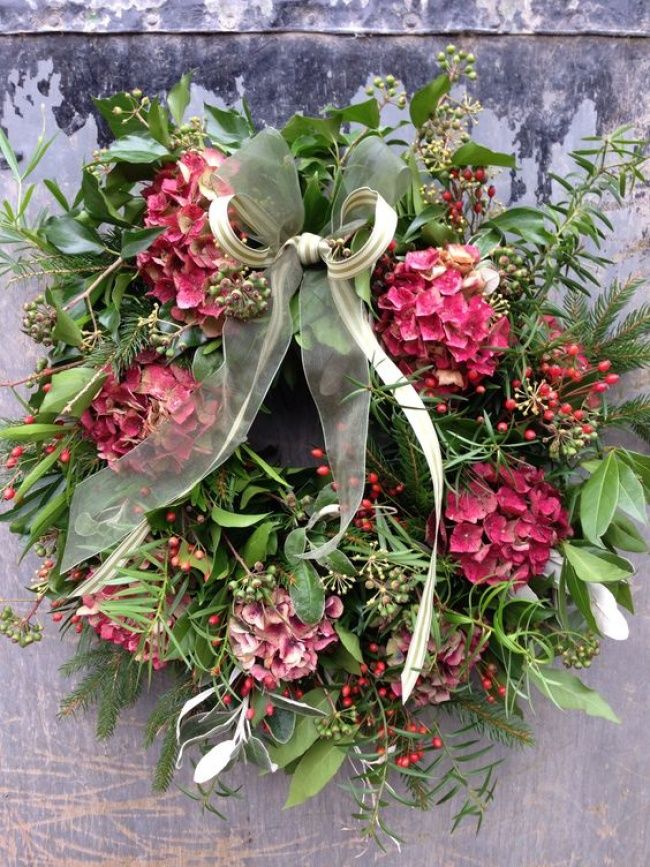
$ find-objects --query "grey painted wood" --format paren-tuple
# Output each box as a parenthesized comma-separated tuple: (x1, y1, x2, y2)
(1, 7, 649, 865)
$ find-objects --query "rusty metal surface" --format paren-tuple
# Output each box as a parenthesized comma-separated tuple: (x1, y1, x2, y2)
(1, 8, 650, 866)
(1, 0, 650, 35)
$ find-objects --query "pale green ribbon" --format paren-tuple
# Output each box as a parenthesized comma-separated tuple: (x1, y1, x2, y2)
(62, 128, 442, 700)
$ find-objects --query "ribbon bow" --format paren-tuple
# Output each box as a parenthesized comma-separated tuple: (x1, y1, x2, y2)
(62, 129, 443, 700)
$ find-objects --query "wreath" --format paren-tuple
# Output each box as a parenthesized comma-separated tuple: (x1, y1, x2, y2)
(0, 49, 648, 844)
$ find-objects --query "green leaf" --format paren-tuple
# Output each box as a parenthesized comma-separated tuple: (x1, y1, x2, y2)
(334, 623, 363, 662)
(81, 171, 129, 227)
(409, 74, 451, 128)
(289, 560, 325, 625)
(244, 735, 276, 772)
(44, 216, 104, 255)
(167, 72, 192, 126)
(15, 442, 65, 500)
(43, 179, 71, 211)
(327, 98, 380, 129)
(451, 142, 516, 169)
(614, 458, 647, 524)
(211, 506, 270, 528)
(283, 740, 347, 808)
(0, 126, 21, 180)
(281, 114, 340, 145)
(204, 104, 253, 148)
(483, 206, 554, 246)
(242, 521, 275, 567)
(40, 368, 106, 417)
(267, 708, 296, 744)
(302, 173, 330, 234)
(563, 562, 598, 633)
(603, 514, 648, 553)
(191, 342, 222, 381)
(105, 134, 169, 164)
(26, 489, 67, 545)
(120, 226, 166, 258)
(267, 689, 338, 768)
(0, 424, 69, 442)
(529, 667, 620, 723)
(52, 305, 83, 348)
(580, 453, 620, 543)
(563, 542, 634, 583)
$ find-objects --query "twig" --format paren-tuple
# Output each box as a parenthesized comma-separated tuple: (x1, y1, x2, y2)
(64, 257, 124, 311)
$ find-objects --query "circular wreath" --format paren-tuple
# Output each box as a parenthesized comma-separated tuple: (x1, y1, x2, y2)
(0, 49, 648, 844)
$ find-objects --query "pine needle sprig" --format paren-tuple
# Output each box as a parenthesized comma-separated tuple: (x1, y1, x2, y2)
(447, 694, 535, 748)
(606, 394, 650, 442)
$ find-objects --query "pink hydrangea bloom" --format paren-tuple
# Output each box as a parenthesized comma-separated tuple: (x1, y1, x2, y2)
(374, 245, 509, 392)
(386, 623, 483, 706)
(445, 462, 570, 586)
(228, 588, 343, 686)
(80, 351, 198, 463)
(136, 149, 233, 334)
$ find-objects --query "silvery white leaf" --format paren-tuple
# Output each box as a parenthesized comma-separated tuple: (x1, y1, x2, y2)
(244, 736, 278, 773)
(194, 738, 240, 785)
(268, 693, 328, 717)
(587, 582, 630, 641)
(512, 584, 540, 602)
(175, 686, 216, 741)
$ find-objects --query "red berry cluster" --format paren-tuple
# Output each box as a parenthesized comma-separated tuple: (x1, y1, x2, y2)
(443, 166, 496, 227)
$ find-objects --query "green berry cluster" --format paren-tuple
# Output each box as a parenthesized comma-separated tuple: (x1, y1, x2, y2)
(208, 266, 271, 320)
(436, 44, 477, 81)
(557, 631, 600, 668)
(315, 709, 356, 741)
(360, 558, 416, 619)
(0, 605, 43, 647)
(22, 295, 56, 346)
(228, 563, 277, 603)
(169, 116, 207, 151)
(365, 74, 407, 109)
(493, 247, 533, 294)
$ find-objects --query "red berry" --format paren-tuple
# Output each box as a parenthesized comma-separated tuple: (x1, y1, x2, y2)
(316, 465, 330, 476)
(377, 687, 388, 698)
(409, 752, 421, 764)
(265, 703, 274, 716)
(473, 202, 483, 214)
(10, 446, 24, 458)
(310, 447, 325, 458)
(180, 562, 191, 573)
(566, 344, 580, 356)
(367, 472, 379, 484)
(486, 695, 496, 704)
(208, 614, 220, 626)
(170, 556, 180, 568)
(165, 511, 176, 522)
(482, 677, 493, 690)
(245, 707, 256, 720)
(5, 457, 16, 469)
(582, 424, 593, 435)
(605, 373, 619, 385)
(342, 697, 354, 708)
(263, 674, 276, 690)
(431, 736, 443, 749)
(42, 383, 52, 393)
(223, 694, 233, 706)
(24, 415, 35, 424)
(474, 167, 486, 182)
(504, 398, 517, 411)
(52, 611, 63, 623)
(543, 410, 555, 422)
(436, 403, 448, 414)
(597, 359, 612, 372)
(593, 382, 608, 393)
(369, 642, 379, 653)
(59, 449, 71, 464)
(497, 421, 508, 433)
(487, 185, 496, 198)
(442, 190, 453, 202)
(475, 384, 486, 394)
(497, 685, 507, 697)
(523, 429, 537, 441)
(462, 168, 473, 181)
(3, 488, 15, 500)
(341, 684, 351, 698)
(559, 403, 573, 415)
(572, 409, 585, 421)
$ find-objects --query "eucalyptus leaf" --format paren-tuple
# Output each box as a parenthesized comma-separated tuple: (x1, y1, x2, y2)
(529, 667, 620, 723)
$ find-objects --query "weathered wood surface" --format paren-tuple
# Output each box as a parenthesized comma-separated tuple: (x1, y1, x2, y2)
(1, 5, 650, 865)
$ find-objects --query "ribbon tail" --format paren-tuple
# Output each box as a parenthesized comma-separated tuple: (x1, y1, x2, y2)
(62, 249, 302, 583)
(328, 278, 443, 703)
(299, 270, 370, 561)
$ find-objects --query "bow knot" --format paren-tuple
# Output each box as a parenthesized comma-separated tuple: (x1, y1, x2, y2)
(290, 232, 330, 267)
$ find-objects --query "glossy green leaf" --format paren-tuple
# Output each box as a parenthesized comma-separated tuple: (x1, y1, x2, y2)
(289, 560, 325, 625)
(106, 134, 169, 164)
(52, 305, 83, 348)
(120, 226, 166, 258)
(15, 442, 65, 500)
(205, 104, 253, 148)
(281, 114, 340, 145)
(452, 142, 516, 169)
(242, 521, 275, 566)
(530, 667, 620, 723)
(267, 689, 338, 768)
(563, 562, 598, 633)
(615, 458, 647, 524)
(40, 368, 106, 417)
(44, 216, 104, 255)
(483, 206, 554, 246)
(580, 453, 619, 543)
(327, 98, 380, 129)
(603, 514, 648, 553)
(211, 506, 271, 528)
(167, 72, 192, 126)
(283, 740, 347, 808)
(409, 74, 450, 128)
(334, 622, 363, 662)
(563, 542, 634, 583)
(267, 708, 296, 744)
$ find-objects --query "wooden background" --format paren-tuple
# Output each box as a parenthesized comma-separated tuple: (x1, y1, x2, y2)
(0, 2, 649, 865)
